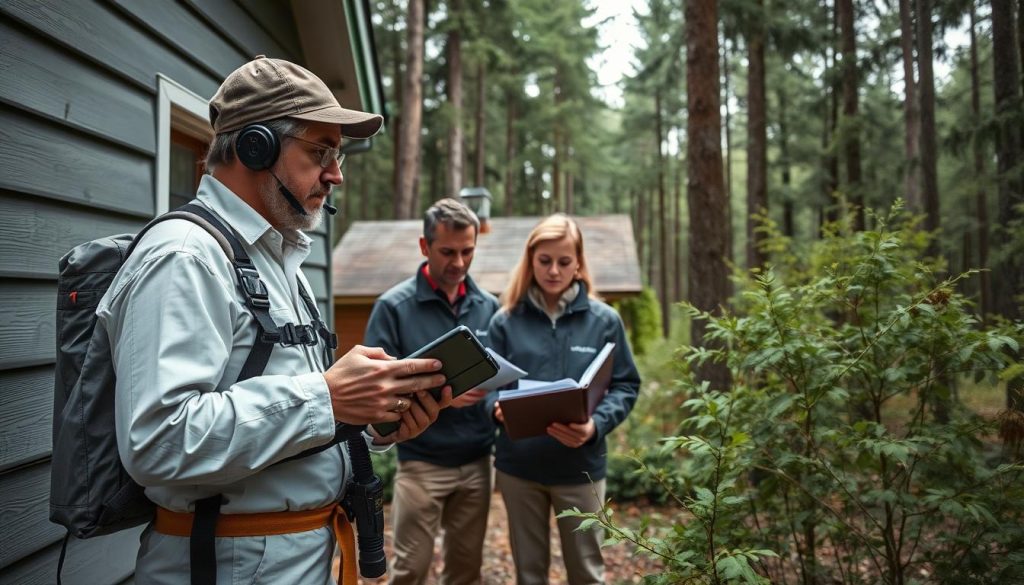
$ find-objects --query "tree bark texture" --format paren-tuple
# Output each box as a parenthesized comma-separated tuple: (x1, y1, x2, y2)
(391, 1, 404, 201)
(898, 0, 922, 211)
(474, 61, 486, 187)
(779, 84, 795, 238)
(686, 0, 732, 389)
(395, 0, 425, 219)
(746, 1, 768, 270)
(446, 6, 465, 199)
(505, 93, 517, 215)
(838, 0, 864, 230)
(656, 89, 669, 337)
(722, 34, 735, 267)
(991, 0, 1023, 321)
(916, 0, 941, 240)
(675, 131, 685, 303)
(970, 2, 992, 319)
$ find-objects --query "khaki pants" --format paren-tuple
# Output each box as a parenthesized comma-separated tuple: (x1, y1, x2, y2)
(496, 470, 605, 585)
(388, 457, 492, 585)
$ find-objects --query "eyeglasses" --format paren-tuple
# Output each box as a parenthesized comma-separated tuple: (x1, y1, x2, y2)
(284, 134, 345, 169)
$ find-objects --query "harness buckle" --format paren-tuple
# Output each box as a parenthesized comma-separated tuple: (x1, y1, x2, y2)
(235, 266, 270, 310)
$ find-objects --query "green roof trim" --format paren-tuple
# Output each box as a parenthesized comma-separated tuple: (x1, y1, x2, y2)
(344, 0, 386, 125)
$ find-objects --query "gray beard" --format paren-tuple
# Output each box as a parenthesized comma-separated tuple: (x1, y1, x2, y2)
(258, 177, 323, 232)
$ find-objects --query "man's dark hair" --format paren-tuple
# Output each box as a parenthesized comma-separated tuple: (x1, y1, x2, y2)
(204, 117, 304, 172)
(423, 198, 480, 245)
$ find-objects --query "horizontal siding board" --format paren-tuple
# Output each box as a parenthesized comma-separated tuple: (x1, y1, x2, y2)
(0, 281, 55, 371)
(182, 0, 294, 61)
(0, 192, 144, 279)
(0, 106, 154, 217)
(0, 523, 141, 585)
(0, 19, 156, 154)
(0, 462, 62, 570)
(1, 0, 219, 97)
(0, 366, 53, 473)
(107, 0, 247, 80)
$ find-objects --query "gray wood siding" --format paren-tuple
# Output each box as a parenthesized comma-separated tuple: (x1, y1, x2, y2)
(0, 527, 143, 585)
(0, 366, 53, 473)
(0, 192, 144, 279)
(0, 105, 154, 217)
(0, 1, 330, 582)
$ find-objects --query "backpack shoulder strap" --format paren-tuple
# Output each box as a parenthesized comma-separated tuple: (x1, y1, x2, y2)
(173, 203, 278, 382)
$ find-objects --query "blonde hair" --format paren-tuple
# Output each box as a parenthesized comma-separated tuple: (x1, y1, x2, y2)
(501, 213, 596, 312)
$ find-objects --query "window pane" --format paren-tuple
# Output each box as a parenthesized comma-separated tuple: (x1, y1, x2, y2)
(170, 142, 198, 206)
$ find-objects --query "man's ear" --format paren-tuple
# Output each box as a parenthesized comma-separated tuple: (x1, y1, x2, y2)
(419, 236, 429, 257)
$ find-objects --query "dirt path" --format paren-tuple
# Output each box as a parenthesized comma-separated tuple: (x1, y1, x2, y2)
(346, 492, 663, 584)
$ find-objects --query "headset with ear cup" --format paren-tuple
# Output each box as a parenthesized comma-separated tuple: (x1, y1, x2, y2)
(233, 122, 339, 217)
(235, 124, 280, 171)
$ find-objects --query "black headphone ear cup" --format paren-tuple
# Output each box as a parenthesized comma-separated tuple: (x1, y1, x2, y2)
(235, 125, 280, 171)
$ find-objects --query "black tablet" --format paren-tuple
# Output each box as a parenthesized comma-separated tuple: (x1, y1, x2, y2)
(372, 325, 498, 436)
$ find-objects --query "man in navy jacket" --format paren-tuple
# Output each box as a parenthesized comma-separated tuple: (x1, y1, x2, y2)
(364, 198, 499, 585)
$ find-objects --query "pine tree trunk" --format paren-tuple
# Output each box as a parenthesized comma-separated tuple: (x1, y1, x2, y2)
(474, 61, 486, 187)
(917, 0, 941, 241)
(656, 89, 669, 337)
(991, 0, 1024, 414)
(746, 2, 768, 270)
(446, 4, 464, 199)
(505, 93, 517, 216)
(992, 0, 1024, 320)
(779, 85, 795, 238)
(553, 69, 563, 211)
(675, 130, 684, 303)
(395, 0, 425, 219)
(722, 34, 735, 267)
(838, 0, 864, 230)
(638, 188, 648, 285)
(970, 2, 992, 319)
(823, 0, 840, 230)
(647, 188, 656, 287)
(391, 0, 404, 201)
(686, 0, 731, 389)
(566, 169, 574, 214)
(898, 0, 922, 211)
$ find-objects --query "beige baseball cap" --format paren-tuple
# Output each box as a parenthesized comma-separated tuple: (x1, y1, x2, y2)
(209, 55, 384, 139)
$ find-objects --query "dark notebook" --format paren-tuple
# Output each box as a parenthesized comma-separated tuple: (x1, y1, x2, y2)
(498, 342, 615, 440)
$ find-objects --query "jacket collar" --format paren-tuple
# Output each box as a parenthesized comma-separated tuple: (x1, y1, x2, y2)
(195, 174, 312, 251)
(521, 280, 590, 320)
(414, 261, 485, 306)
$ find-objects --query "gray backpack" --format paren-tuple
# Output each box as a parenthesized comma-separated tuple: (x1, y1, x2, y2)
(49, 203, 338, 576)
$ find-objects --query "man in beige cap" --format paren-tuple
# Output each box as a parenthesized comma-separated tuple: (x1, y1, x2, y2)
(99, 56, 450, 584)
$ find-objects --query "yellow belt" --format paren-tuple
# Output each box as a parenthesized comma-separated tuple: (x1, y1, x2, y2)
(155, 504, 357, 584)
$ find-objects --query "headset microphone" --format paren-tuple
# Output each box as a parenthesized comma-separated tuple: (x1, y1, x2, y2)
(268, 170, 308, 216)
(323, 201, 338, 215)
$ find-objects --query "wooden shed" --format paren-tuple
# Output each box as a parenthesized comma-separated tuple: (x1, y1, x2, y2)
(332, 215, 643, 353)
(0, 1, 383, 582)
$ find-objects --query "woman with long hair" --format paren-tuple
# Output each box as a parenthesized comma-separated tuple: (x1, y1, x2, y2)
(486, 213, 641, 584)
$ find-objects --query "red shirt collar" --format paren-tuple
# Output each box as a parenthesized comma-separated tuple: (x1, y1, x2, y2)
(422, 264, 466, 305)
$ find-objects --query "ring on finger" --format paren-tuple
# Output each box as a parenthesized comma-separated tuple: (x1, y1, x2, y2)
(391, 397, 411, 413)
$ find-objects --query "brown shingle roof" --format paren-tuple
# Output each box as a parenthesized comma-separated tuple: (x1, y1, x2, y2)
(332, 215, 642, 298)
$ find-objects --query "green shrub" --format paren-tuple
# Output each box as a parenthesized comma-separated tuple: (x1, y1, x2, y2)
(371, 448, 398, 502)
(616, 287, 662, 356)
(565, 207, 1024, 584)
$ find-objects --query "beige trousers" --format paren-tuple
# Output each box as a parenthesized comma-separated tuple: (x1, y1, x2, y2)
(388, 457, 492, 585)
(496, 470, 606, 585)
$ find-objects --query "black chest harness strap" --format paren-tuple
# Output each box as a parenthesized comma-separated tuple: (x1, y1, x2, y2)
(173, 204, 345, 585)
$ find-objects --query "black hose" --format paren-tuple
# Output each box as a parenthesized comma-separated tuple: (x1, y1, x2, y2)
(343, 434, 387, 578)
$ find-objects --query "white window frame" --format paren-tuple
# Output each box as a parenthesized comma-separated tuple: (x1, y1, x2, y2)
(156, 74, 213, 215)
